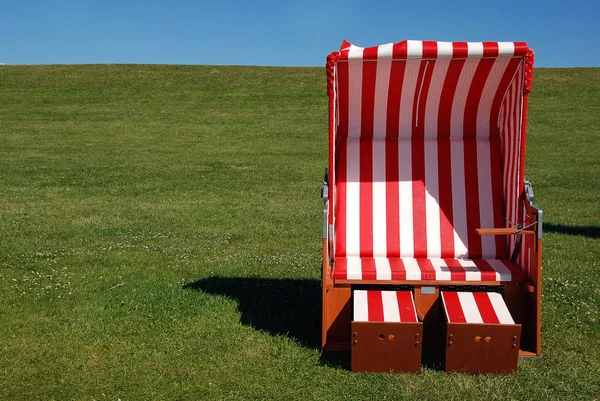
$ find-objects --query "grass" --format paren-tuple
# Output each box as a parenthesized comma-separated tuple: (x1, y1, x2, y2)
(0, 64, 599, 400)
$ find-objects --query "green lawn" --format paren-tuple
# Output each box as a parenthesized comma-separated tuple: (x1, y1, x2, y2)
(0, 64, 599, 400)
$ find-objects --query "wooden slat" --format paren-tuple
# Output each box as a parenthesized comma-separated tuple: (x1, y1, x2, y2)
(476, 228, 535, 236)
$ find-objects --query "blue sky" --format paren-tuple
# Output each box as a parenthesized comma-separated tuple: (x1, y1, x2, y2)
(1, 0, 599, 67)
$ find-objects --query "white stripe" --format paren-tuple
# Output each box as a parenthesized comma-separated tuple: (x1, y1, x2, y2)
(375, 258, 392, 280)
(372, 140, 387, 257)
(486, 259, 513, 281)
(346, 44, 364, 59)
(346, 255, 362, 280)
(409, 292, 418, 321)
(477, 139, 496, 258)
(407, 40, 423, 58)
(450, 140, 468, 258)
(414, 60, 428, 126)
(424, 139, 441, 257)
(345, 139, 360, 256)
(402, 258, 422, 280)
(381, 291, 401, 322)
(521, 241, 531, 278)
(488, 292, 515, 324)
(450, 58, 479, 138)
(377, 42, 394, 59)
(399, 59, 420, 138)
(422, 59, 450, 258)
(441, 292, 452, 322)
(437, 41, 453, 58)
(497, 42, 515, 57)
(371, 51, 391, 257)
(424, 59, 450, 139)
(398, 140, 414, 257)
(457, 259, 484, 281)
(347, 47, 363, 138)
(353, 290, 369, 321)
(429, 258, 452, 281)
(467, 42, 484, 57)
(457, 292, 484, 323)
(477, 57, 510, 137)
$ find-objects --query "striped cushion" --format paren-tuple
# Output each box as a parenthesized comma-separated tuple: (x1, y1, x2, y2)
(334, 257, 523, 282)
(353, 290, 418, 323)
(442, 291, 515, 324)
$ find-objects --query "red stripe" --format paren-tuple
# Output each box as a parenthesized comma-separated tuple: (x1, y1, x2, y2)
(336, 60, 349, 138)
(452, 42, 469, 58)
(359, 48, 377, 258)
(489, 139, 507, 258)
(362, 46, 379, 60)
(463, 58, 495, 259)
(416, 258, 436, 280)
(389, 258, 407, 280)
(386, 60, 406, 138)
(513, 42, 529, 56)
(361, 47, 378, 138)
(444, 258, 466, 281)
(482, 42, 499, 58)
(359, 138, 373, 257)
(472, 292, 500, 324)
(393, 41, 408, 58)
(385, 60, 406, 257)
(396, 291, 417, 322)
(411, 60, 434, 258)
(328, 83, 335, 225)
(437, 59, 464, 257)
(443, 292, 466, 323)
(472, 259, 498, 281)
(333, 258, 347, 279)
(361, 258, 377, 280)
(463, 137, 481, 259)
(422, 41, 438, 59)
(335, 137, 347, 257)
(367, 291, 385, 322)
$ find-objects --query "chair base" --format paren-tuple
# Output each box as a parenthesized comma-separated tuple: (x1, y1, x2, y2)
(351, 321, 422, 373)
(445, 322, 521, 374)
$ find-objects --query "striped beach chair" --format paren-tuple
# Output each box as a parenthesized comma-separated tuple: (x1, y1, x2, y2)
(321, 40, 542, 373)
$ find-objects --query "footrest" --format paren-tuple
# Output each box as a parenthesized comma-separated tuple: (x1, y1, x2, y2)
(351, 290, 422, 373)
(442, 291, 521, 374)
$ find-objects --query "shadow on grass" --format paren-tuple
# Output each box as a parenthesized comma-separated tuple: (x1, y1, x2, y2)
(544, 223, 600, 238)
(184, 276, 322, 349)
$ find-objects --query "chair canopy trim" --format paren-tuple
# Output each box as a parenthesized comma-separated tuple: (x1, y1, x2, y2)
(337, 40, 530, 61)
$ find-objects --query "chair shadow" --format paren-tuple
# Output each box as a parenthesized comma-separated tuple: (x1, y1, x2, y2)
(544, 223, 600, 239)
(184, 276, 322, 350)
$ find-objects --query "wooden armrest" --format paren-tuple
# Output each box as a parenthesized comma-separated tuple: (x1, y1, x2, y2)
(476, 228, 536, 236)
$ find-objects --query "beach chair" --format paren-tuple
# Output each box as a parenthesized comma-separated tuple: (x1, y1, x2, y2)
(321, 40, 541, 374)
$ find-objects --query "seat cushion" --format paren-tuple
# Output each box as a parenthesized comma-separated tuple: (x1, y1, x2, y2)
(441, 291, 515, 324)
(353, 290, 418, 323)
(333, 257, 523, 282)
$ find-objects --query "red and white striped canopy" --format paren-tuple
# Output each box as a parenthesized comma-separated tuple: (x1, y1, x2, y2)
(327, 39, 534, 280)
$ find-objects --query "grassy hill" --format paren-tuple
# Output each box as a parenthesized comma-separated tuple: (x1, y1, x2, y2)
(0, 64, 598, 400)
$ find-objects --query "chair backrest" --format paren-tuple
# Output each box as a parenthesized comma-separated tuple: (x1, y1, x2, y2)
(327, 40, 534, 260)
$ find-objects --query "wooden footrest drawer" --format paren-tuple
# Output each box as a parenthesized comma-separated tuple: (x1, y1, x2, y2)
(351, 290, 422, 373)
(442, 291, 521, 374)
